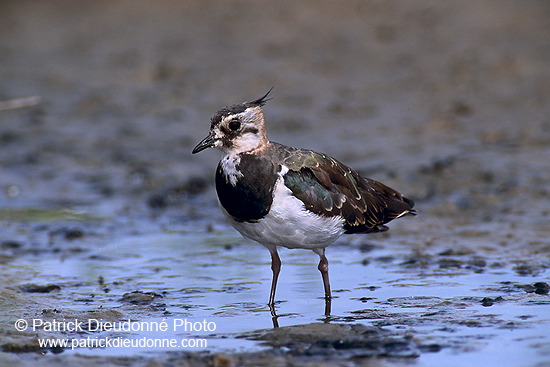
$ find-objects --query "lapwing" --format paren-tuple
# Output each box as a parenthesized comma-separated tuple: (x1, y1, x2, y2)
(192, 90, 415, 314)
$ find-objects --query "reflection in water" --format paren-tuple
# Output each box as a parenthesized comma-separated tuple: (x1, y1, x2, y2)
(3, 228, 549, 365)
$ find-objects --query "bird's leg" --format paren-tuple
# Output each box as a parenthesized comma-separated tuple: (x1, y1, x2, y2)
(323, 295, 332, 317)
(317, 250, 331, 299)
(268, 248, 281, 315)
(317, 249, 332, 316)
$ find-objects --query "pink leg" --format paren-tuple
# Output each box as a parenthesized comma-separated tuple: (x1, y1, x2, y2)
(317, 249, 332, 316)
(268, 248, 281, 309)
(318, 250, 331, 299)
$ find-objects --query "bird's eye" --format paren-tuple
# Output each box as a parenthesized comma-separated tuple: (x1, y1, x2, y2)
(228, 119, 241, 131)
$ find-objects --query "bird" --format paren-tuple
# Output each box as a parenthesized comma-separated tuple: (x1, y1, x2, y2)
(192, 89, 415, 314)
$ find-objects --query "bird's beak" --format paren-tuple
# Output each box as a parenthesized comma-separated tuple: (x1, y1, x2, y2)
(192, 134, 216, 154)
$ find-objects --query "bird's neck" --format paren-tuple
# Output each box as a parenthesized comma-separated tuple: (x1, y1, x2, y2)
(222, 135, 270, 155)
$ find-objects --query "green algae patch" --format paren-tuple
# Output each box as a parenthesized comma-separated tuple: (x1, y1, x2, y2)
(0, 208, 105, 223)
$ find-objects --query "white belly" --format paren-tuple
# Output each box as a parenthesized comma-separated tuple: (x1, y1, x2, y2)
(221, 171, 345, 251)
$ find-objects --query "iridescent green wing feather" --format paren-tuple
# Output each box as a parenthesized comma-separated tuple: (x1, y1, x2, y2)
(273, 143, 414, 233)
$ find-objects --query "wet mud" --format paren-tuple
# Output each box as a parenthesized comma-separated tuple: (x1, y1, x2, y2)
(1, 1, 549, 366)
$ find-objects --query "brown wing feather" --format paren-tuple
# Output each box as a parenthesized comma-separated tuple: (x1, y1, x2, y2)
(277, 143, 415, 234)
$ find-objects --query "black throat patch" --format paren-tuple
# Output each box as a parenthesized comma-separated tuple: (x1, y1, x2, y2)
(215, 153, 279, 222)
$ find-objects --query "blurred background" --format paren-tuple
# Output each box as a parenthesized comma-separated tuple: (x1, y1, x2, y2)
(1, 0, 549, 225)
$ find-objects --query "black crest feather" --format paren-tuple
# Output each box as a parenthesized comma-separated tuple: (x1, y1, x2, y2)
(210, 88, 274, 127)
(248, 87, 274, 107)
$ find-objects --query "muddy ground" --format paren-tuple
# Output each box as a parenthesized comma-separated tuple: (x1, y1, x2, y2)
(1, 1, 549, 366)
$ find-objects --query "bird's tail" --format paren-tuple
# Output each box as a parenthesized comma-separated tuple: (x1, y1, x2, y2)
(400, 196, 417, 217)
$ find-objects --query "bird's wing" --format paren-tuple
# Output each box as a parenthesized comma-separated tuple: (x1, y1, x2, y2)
(278, 144, 415, 233)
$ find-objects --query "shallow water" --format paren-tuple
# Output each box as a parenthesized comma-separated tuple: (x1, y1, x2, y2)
(2, 208, 549, 366)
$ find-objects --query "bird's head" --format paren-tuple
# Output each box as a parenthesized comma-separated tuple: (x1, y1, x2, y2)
(192, 89, 273, 155)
